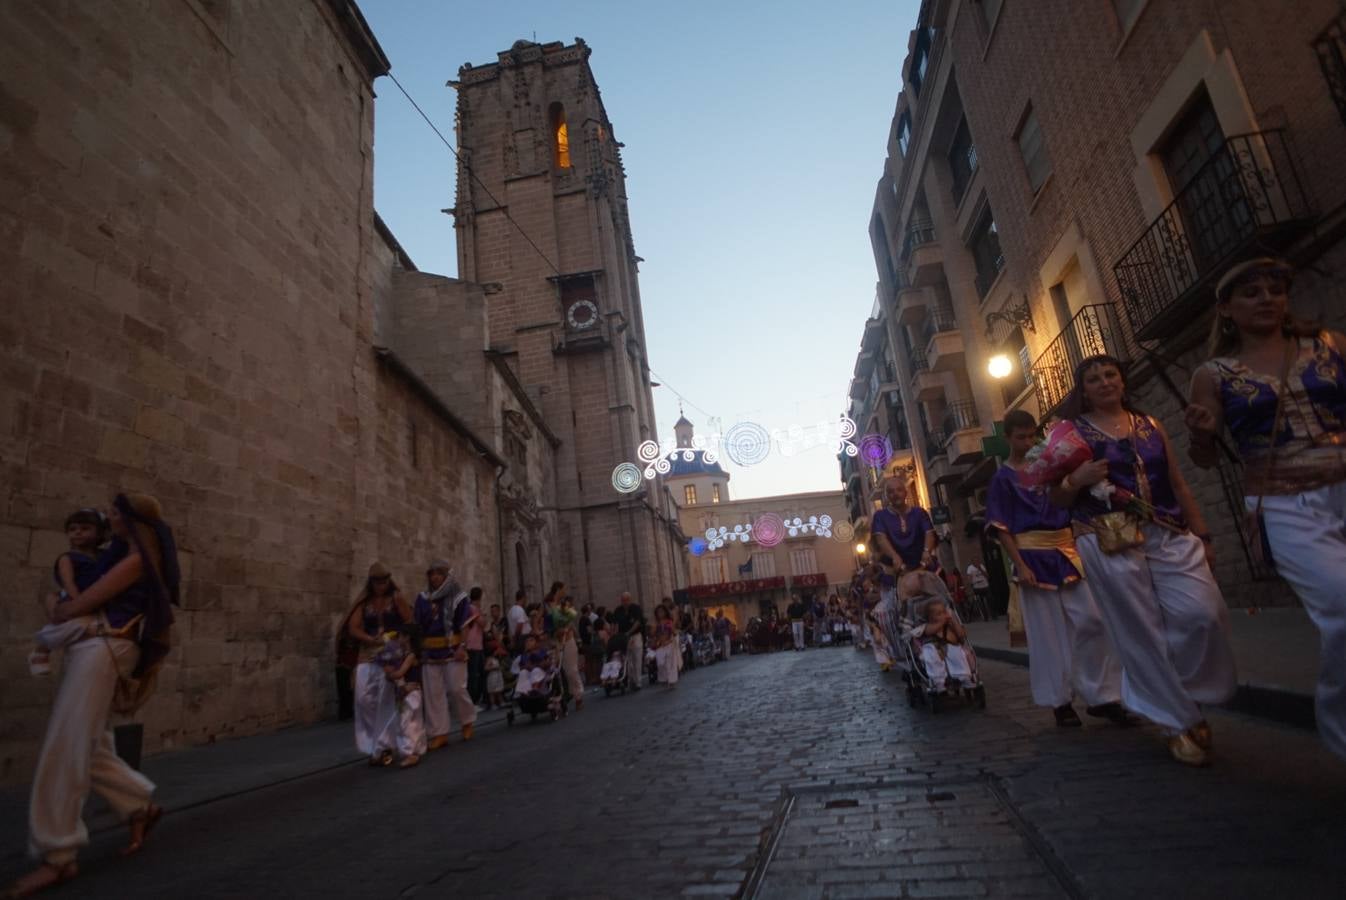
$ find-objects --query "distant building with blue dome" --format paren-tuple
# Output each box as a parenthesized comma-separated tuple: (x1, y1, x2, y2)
(665, 416, 730, 507)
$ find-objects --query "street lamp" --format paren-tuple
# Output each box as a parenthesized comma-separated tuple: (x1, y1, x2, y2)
(854, 542, 867, 555)
(987, 354, 1013, 379)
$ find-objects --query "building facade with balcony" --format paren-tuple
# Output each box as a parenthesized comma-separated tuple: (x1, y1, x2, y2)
(866, 0, 1346, 606)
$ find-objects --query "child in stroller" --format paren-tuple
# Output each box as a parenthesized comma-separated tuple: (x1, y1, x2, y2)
(601, 650, 627, 695)
(508, 637, 567, 723)
(898, 569, 986, 712)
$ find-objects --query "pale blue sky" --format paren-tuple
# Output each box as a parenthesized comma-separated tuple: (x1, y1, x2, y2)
(361, 0, 918, 499)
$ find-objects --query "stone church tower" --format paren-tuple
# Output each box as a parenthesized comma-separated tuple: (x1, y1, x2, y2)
(451, 38, 685, 608)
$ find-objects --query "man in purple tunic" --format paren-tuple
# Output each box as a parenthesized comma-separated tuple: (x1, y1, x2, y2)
(867, 478, 937, 670)
(986, 411, 1130, 728)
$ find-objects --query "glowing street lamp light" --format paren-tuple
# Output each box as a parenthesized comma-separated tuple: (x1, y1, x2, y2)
(987, 354, 1013, 379)
(853, 542, 867, 555)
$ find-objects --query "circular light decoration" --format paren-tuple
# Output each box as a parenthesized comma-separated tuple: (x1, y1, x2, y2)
(637, 439, 672, 479)
(724, 421, 771, 467)
(688, 537, 708, 556)
(833, 521, 856, 543)
(611, 463, 642, 493)
(858, 433, 893, 468)
(754, 512, 785, 548)
(567, 299, 599, 330)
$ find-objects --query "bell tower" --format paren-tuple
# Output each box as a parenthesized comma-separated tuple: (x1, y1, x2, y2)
(451, 38, 683, 607)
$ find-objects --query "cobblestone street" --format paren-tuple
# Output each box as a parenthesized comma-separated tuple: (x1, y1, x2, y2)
(5, 647, 1342, 899)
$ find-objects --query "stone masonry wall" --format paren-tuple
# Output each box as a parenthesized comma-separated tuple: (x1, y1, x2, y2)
(0, 1, 502, 783)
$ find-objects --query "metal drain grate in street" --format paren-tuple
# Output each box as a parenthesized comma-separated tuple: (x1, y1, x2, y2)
(747, 780, 1076, 899)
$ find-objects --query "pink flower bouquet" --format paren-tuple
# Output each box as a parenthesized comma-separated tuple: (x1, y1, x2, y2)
(1018, 420, 1094, 487)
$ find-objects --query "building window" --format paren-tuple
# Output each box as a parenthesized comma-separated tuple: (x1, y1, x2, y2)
(969, 209, 1005, 299)
(751, 552, 777, 577)
(910, 27, 933, 96)
(1016, 104, 1052, 194)
(789, 547, 819, 577)
(701, 556, 726, 584)
(549, 102, 571, 169)
(1160, 88, 1231, 273)
(1112, 0, 1146, 32)
(948, 118, 978, 205)
(897, 113, 912, 157)
(711, 484, 721, 504)
(684, 485, 697, 506)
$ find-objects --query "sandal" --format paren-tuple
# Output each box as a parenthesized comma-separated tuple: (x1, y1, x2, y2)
(4, 861, 78, 898)
(121, 803, 164, 857)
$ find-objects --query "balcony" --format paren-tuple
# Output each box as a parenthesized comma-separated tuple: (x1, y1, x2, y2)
(922, 306, 963, 372)
(1314, 11, 1346, 128)
(903, 219, 942, 287)
(1114, 130, 1313, 342)
(940, 400, 983, 465)
(895, 284, 928, 325)
(923, 429, 947, 465)
(1028, 303, 1134, 419)
(907, 347, 929, 380)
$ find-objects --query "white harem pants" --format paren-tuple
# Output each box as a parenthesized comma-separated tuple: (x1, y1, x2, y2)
(354, 662, 398, 756)
(1252, 483, 1346, 760)
(28, 638, 155, 865)
(1077, 525, 1236, 732)
(1020, 580, 1123, 709)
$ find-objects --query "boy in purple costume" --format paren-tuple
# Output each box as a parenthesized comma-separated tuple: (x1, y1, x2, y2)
(988, 411, 1128, 728)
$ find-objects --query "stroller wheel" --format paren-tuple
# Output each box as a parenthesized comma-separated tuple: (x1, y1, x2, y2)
(507, 711, 515, 726)
(929, 693, 942, 714)
(975, 685, 987, 709)
(906, 685, 918, 708)
(604, 686, 612, 697)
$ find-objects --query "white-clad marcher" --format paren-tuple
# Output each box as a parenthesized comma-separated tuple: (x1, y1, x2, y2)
(1187, 257, 1346, 760)
(987, 410, 1131, 729)
(347, 562, 410, 766)
(413, 561, 477, 748)
(1053, 356, 1235, 767)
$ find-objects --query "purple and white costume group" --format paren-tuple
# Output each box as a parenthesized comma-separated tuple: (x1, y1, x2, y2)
(868, 505, 934, 668)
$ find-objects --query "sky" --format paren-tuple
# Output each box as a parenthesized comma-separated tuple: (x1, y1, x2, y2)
(359, 0, 919, 499)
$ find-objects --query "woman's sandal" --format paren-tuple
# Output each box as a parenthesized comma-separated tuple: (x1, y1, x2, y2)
(120, 803, 164, 857)
(2, 861, 78, 898)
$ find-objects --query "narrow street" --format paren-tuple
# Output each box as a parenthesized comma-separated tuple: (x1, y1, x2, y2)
(8, 648, 1342, 899)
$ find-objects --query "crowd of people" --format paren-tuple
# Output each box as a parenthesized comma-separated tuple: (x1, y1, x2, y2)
(852, 256, 1345, 769)
(334, 573, 742, 768)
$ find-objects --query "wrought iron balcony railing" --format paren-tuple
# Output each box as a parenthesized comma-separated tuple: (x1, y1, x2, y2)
(903, 218, 937, 261)
(907, 348, 929, 379)
(1314, 11, 1346, 128)
(940, 400, 980, 438)
(1028, 303, 1133, 418)
(924, 429, 947, 463)
(1113, 130, 1313, 342)
(921, 304, 958, 348)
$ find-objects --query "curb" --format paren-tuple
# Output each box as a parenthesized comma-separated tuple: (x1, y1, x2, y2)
(971, 642, 1317, 731)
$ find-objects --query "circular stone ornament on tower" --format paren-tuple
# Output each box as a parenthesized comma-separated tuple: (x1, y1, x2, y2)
(566, 299, 599, 330)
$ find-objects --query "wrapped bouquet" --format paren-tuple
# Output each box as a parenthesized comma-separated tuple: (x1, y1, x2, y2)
(1018, 421, 1094, 487)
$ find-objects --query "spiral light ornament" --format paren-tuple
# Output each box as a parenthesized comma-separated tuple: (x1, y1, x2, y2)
(724, 421, 771, 467)
(834, 521, 856, 543)
(611, 463, 643, 494)
(859, 433, 893, 468)
(753, 512, 785, 548)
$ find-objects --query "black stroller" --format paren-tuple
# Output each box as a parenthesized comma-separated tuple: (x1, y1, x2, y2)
(507, 660, 571, 724)
(897, 571, 987, 714)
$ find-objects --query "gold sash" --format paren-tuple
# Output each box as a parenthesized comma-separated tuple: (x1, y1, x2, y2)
(421, 636, 449, 649)
(1013, 527, 1083, 573)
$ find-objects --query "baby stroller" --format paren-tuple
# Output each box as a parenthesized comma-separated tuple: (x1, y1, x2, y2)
(601, 651, 628, 697)
(897, 570, 987, 714)
(507, 657, 570, 724)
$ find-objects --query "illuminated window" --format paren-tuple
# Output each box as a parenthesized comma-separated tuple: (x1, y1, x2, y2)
(684, 485, 697, 506)
(549, 102, 571, 169)
(711, 484, 721, 503)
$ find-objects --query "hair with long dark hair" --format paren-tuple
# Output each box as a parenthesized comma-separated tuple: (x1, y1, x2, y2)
(1056, 354, 1145, 421)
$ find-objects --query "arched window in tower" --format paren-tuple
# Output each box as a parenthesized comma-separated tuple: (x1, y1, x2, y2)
(549, 102, 572, 169)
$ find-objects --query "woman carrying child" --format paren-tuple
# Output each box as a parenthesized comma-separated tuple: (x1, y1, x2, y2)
(344, 562, 411, 767)
(1051, 356, 1234, 766)
(9, 494, 178, 898)
(552, 590, 585, 710)
(651, 605, 680, 688)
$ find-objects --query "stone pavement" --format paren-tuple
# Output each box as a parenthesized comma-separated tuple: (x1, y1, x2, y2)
(967, 607, 1321, 727)
(2, 648, 1343, 899)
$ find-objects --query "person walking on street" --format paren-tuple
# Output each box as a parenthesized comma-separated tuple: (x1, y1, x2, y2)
(507, 589, 530, 655)
(787, 595, 807, 650)
(1052, 355, 1235, 767)
(553, 590, 585, 710)
(412, 561, 458, 751)
(465, 587, 486, 706)
(965, 560, 991, 621)
(348, 562, 410, 766)
(1186, 257, 1346, 761)
(714, 610, 732, 660)
(988, 410, 1131, 729)
(613, 593, 645, 691)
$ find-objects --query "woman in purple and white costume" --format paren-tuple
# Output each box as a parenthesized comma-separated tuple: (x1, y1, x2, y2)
(1187, 257, 1346, 761)
(1051, 356, 1235, 767)
(868, 477, 937, 671)
(987, 410, 1127, 729)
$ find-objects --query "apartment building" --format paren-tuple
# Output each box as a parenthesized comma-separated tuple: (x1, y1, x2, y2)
(856, 0, 1346, 604)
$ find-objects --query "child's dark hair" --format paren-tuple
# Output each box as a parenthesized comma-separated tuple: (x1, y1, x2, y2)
(469, 586, 483, 601)
(64, 507, 106, 542)
(1003, 409, 1038, 436)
